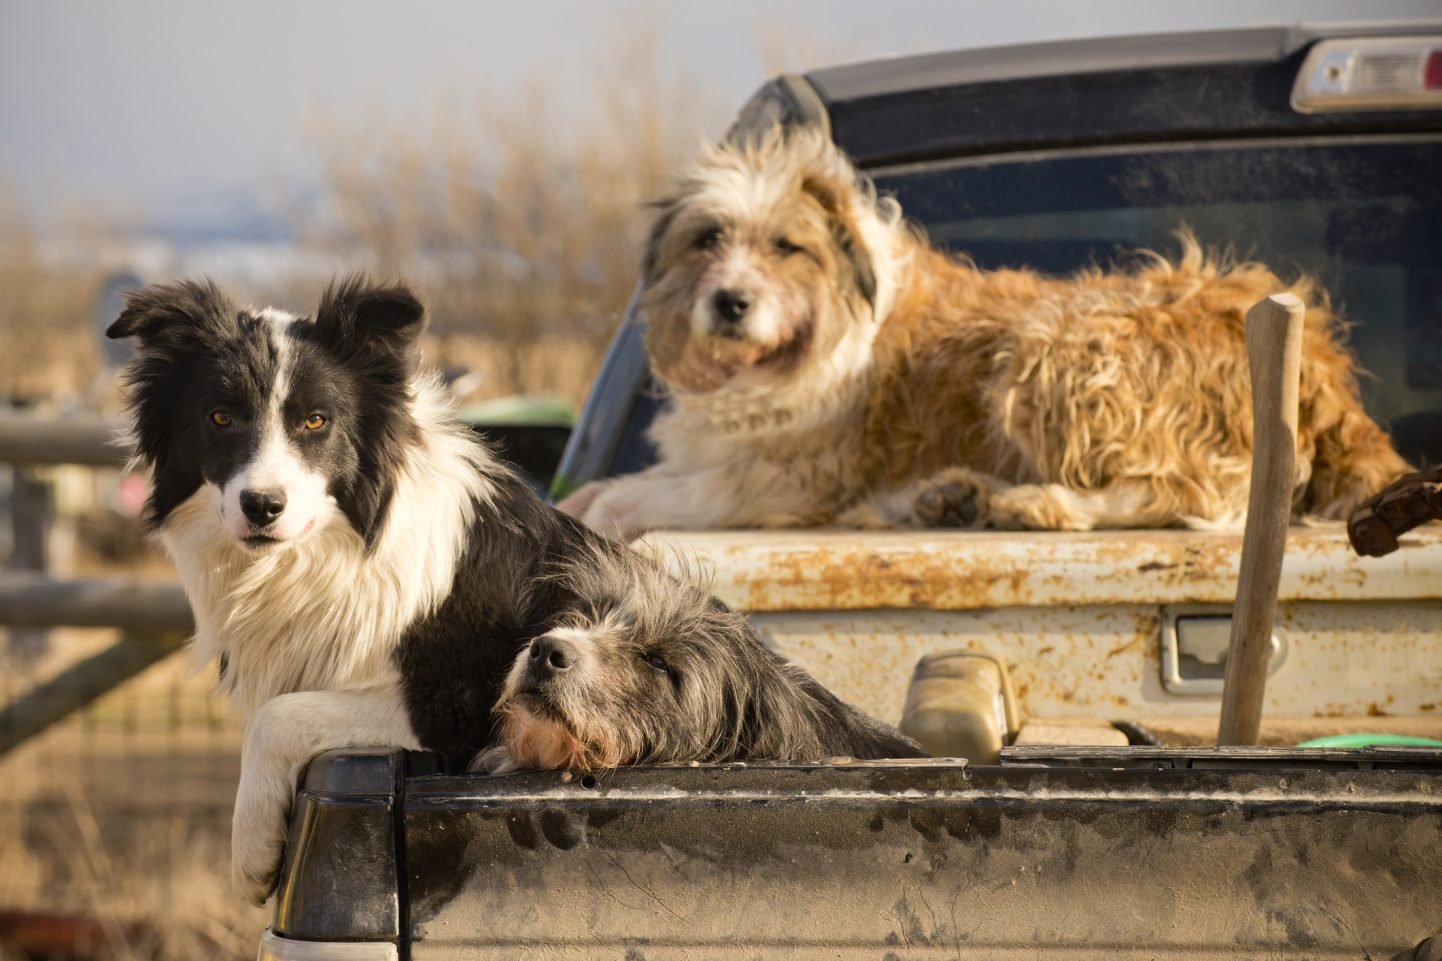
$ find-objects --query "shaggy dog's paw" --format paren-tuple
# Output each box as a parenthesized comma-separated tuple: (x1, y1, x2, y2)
(554, 481, 609, 521)
(579, 479, 651, 540)
(835, 501, 899, 529)
(988, 483, 1093, 531)
(912, 468, 994, 527)
(467, 744, 517, 775)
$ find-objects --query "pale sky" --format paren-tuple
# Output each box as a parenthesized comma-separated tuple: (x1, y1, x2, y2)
(2, 0, 1438, 224)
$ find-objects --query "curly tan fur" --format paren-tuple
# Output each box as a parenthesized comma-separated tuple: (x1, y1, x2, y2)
(570, 127, 1408, 537)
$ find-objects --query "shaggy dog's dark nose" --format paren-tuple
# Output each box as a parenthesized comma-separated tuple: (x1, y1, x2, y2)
(528, 634, 576, 674)
(240, 489, 286, 527)
(712, 288, 752, 328)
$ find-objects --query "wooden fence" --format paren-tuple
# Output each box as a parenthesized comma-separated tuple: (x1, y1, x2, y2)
(0, 410, 191, 754)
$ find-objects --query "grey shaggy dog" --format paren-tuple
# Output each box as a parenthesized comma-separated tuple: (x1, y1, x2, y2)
(473, 546, 926, 774)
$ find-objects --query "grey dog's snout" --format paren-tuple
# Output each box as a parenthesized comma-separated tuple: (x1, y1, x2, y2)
(711, 288, 752, 331)
(528, 634, 577, 676)
(240, 489, 287, 527)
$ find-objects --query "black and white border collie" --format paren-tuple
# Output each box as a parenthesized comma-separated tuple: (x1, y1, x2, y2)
(108, 277, 923, 906)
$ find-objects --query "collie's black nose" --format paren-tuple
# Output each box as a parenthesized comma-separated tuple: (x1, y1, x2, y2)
(528, 634, 576, 675)
(712, 288, 752, 326)
(240, 489, 286, 526)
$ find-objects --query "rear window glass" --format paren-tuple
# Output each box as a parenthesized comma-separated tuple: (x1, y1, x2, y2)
(873, 137, 1442, 468)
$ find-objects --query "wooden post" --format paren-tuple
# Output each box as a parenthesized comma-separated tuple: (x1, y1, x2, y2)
(0, 409, 134, 661)
(7, 467, 54, 662)
(1217, 293, 1305, 746)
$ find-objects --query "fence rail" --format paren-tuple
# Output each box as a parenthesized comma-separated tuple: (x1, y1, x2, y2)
(0, 411, 130, 467)
(0, 630, 188, 754)
(0, 573, 190, 630)
(0, 412, 190, 755)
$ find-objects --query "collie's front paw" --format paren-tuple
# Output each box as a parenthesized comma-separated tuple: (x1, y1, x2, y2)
(230, 826, 283, 907)
(231, 767, 291, 906)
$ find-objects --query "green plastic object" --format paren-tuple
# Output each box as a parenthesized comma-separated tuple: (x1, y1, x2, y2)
(457, 393, 575, 427)
(1297, 733, 1442, 749)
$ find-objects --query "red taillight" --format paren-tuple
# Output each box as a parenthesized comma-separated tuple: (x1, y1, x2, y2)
(1425, 50, 1442, 90)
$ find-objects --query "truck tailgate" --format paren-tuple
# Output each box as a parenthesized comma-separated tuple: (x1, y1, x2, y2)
(642, 528, 1442, 727)
(271, 750, 1442, 960)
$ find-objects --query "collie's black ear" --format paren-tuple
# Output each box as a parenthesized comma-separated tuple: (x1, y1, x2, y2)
(802, 175, 878, 308)
(106, 279, 234, 343)
(314, 276, 425, 357)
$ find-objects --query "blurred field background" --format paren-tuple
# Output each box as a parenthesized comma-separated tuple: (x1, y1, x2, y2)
(0, 27, 719, 961)
(2, 0, 1435, 958)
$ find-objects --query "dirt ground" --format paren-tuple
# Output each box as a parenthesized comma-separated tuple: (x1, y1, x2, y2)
(0, 632, 267, 961)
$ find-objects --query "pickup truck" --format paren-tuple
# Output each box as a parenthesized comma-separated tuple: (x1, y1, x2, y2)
(260, 21, 1442, 961)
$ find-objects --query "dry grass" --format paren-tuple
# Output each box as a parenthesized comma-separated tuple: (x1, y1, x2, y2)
(294, 33, 707, 405)
(0, 644, 253, 961)
(5, 793, 264, 961)
(0, 190, 106, 405)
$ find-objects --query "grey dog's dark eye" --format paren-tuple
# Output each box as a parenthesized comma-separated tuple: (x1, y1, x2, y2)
(692, 228, 722, 251)
(643, 652, 670, 673)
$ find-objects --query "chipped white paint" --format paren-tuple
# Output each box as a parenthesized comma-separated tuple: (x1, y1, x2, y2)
(643, 526, 1442, 612)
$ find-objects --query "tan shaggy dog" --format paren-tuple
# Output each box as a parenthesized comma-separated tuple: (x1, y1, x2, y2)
(562, 126, 1408, 539)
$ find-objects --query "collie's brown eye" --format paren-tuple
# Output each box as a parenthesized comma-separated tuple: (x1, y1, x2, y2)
(304, 413, 327, 431)
(774, 236, 807, 256)
(210, 411, 232, 427)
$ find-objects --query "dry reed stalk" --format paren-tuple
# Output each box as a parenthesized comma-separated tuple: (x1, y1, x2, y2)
(0, 191, 105, 403)
(293, 32, 710, 403)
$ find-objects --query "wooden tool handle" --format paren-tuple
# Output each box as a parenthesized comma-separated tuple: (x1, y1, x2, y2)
(1217, 293, 1305, 747)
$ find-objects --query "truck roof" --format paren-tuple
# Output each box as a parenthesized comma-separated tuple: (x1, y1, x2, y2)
(734, 21, 1442, 166)
(808, 21, 1440, 97)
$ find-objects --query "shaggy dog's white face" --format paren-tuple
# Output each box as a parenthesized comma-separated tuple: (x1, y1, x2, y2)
(640, 131, 887, 402)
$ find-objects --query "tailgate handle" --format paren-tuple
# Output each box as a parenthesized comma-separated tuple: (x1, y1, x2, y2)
(1160, 610, 1287, 696)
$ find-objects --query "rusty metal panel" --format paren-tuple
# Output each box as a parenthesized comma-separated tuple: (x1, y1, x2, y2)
(751, 605, 1157, 724)
(748, 601, 1442, 725)
(402, 761, 1442, 960)
(643, 528, 1442, 726)
(644, 527, 1442, 612)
